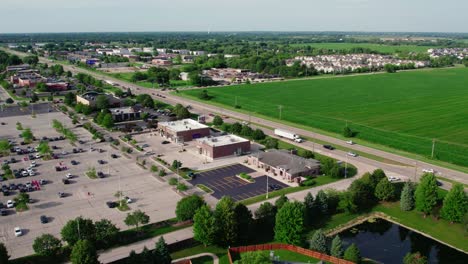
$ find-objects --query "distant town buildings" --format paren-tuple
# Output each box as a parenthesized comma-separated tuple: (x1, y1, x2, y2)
(427, 48, 468, 59)
(76, 91, 121, 108)
(286, 54, 428, 73)
(201, 68, 281, 84)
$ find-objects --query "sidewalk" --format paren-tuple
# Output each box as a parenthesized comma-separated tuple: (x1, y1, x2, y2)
(97, 227, 194, 264)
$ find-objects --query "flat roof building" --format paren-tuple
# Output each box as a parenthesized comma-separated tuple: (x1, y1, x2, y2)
(76, 91, 121, 108)
(158, 119, 210, 143)
(247, 149, 320, 182)
(109, 106, 143, 122)
(196, 134, 251, 160)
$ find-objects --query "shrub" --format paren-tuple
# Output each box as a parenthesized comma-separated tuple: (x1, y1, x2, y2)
(158, 170, 167, 177)
(177, 183, 188, 191)
(168, 178, 178, 185)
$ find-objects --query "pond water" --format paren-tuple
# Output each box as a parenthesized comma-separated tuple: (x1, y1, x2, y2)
(338, 218, 468, 264)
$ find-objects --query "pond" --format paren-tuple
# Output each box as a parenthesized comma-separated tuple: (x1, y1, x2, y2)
(338, 218, 468, 264)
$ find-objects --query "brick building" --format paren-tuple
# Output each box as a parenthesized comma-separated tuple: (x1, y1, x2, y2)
(157, 119, 210, 143)
(196, 134, 251, 160)
(247, 149, 320, 182)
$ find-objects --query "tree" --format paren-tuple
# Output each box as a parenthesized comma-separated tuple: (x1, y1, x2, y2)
(344, 243, 361, 263)
(193, 205, 215, 246)
(21, 128, 34, 143)
(31, 93, 39, 103)
(264, 138, 278, 149)
(375, 177, 396, 201)
(403, 252, 428, 264)
(153, 236, 172, 264)
(37, 141, 52, 158)
(230, 122, 242, 134)
(275, 194, 289, 210)
(213, 115, 223, 126)
(0, 242, 10, 263)
(240, 125, 253, 137)
(320, 157, 341, 178)
(314, 190, 329, 215)
(70, 239, 99, 264)
(61, 217, 96, 246)
(171, 160, 183, 170)
(95, 219, 119, 247)
(0, 140, 11, 156)
(330, 235, 344, 258)
(175, 195, 206, 221)
(199, 89, 211, 100)
(400, 181, 415, 211)
(234, 203, 253, 244)
(384, 64, 397, 73)
(33, 234, 62, 257)
(254, 202, 277, 235)
(303, 150, 315, 159)
(415, 173, 439, 216)
(234, 251, 271, 264)
(5, 98, 13, 104)
(441, 183, 468, 223)
(274, 201, 305, 245)
(348, 179, 375, 211)
(101, 113, 114, 129)
(64, 92, 76, 106)
(95, 95, 109, 110)
(303, 192, 316, 226)
(124, 210, 150, 231)
(309, 229, 327, 253)
(36, 82, 49, 92)
(252, 129, 266, 140)
(214, 196, 238, 246)
(173, 104, 190, 119)
(343, 126, 353, 137)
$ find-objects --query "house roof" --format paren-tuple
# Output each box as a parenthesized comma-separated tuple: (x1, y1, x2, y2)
(256, 149, 320, 175)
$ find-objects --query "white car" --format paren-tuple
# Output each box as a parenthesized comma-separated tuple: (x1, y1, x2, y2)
(124, 196, 133, 204)
(27, 168, 34, 173)
(388, 176, 400, 182)
(21, 171, 29, 177)
(30, 161, 37, 167)
(346, 140, 355, 145)
(6, 200, 14, 208)
(14, 227, 22, 237)
(66, 173, 73, 179)
(422, 168, 435, 174)
(61, 151, 68, 155)
(29, 171, 35, 176)
(35, 153, 41, 159)
(347, 152, 358, 157)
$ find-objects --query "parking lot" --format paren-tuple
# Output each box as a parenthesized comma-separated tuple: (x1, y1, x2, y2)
(0, 112, 181, 258)
(190, 164, 288, 201)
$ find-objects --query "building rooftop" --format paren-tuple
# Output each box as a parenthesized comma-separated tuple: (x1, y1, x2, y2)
(159, 119, 208, 132)
(197, 134, 249, 147)
(109, 106, 141, 115)
(255, 149, 320, 175)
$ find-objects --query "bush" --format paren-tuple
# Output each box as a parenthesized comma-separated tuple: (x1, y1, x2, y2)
(239, 173, 252, 180)
(177, 183, 188, 192)
(151, 165, 159, 173)
(158, 170, 167, 177)
(168, 178, 178, 185)
(300, 178, 316, 186)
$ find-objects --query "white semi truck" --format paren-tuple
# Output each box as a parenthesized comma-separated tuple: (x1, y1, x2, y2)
(274, 129, 302, 143)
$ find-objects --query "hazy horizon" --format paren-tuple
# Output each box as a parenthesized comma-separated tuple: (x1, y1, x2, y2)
(1, 0, 467, 34)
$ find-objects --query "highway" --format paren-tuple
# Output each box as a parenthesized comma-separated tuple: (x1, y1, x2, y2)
(4, 48, 468, 188)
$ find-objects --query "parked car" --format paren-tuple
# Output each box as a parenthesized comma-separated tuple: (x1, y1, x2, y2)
(39, 179, 47, 185)
(161, 141, 170, 145)
(111, 154, 118, 159)
(124, 196, 133, 203)
(58, 192, 65, 198)
(0, 209, 7, 216)
(62, 179, 70, 184)
(71, 160, 78, 165)
(40, 215, 48, 224)
(323, 145, 335, 150)
(6, 200, 14, 208)
(14, 227, 22, 237)
(66, 173, 73, 179)
(97, 160, 105, 165)
(97, 171, 105, 178)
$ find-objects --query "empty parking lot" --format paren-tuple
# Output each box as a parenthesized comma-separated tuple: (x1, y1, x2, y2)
(190, 164, 288, 201)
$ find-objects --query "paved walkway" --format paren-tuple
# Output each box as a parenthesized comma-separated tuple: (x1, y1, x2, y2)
(97, 227, 194, 264)
(173, 252, 219, 264)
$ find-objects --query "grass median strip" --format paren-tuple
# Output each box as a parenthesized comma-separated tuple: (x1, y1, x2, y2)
(196, 184, 213, 194)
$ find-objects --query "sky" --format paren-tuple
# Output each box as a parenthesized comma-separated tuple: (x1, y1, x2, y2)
(1, 0, 467, 33)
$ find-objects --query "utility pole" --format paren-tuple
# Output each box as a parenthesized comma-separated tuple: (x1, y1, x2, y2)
(278, 105, 283, 120)
(431, 139, 436, 159)
(414, 161, 418, 182)
(345, 154, 348, 178)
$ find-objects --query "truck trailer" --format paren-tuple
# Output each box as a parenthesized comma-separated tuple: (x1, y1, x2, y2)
(274, 129, 302, 143)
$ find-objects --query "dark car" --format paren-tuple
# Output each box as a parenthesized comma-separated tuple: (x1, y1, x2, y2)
(40, 215, 48, 224)
(0, 209, 7, 216)
(97, 160, 105, 165)
(187, 172, 197, 179)
(323, 145, 335, 150)
(72, 148, 78, 153)
(161, 140, 170, 145)
(9, 184, 17, 190)
(2, 190, 10, 196)
(71, 160, 78, 165)
(55, 166, 62, 172)
(111, 154, 118, 159)
(10, 158, 17, 163)
(97, 171, 105, 178)
(106, 201, 117, 208)
(62, 179, 70, 184)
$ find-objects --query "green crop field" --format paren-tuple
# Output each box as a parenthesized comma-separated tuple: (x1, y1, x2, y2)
(289, 42, 435, 54)
(179, 67, 468, 167)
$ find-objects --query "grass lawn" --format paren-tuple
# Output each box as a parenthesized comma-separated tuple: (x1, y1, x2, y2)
(288, 42, 435, 54)
(239, 249, 321, 263)
(178, 67, 468, 168)
(191, 256, 215, 264)
(170, 244, 231, 264)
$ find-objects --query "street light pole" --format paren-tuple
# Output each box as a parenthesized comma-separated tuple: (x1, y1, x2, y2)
(278, 105, 283, 120)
